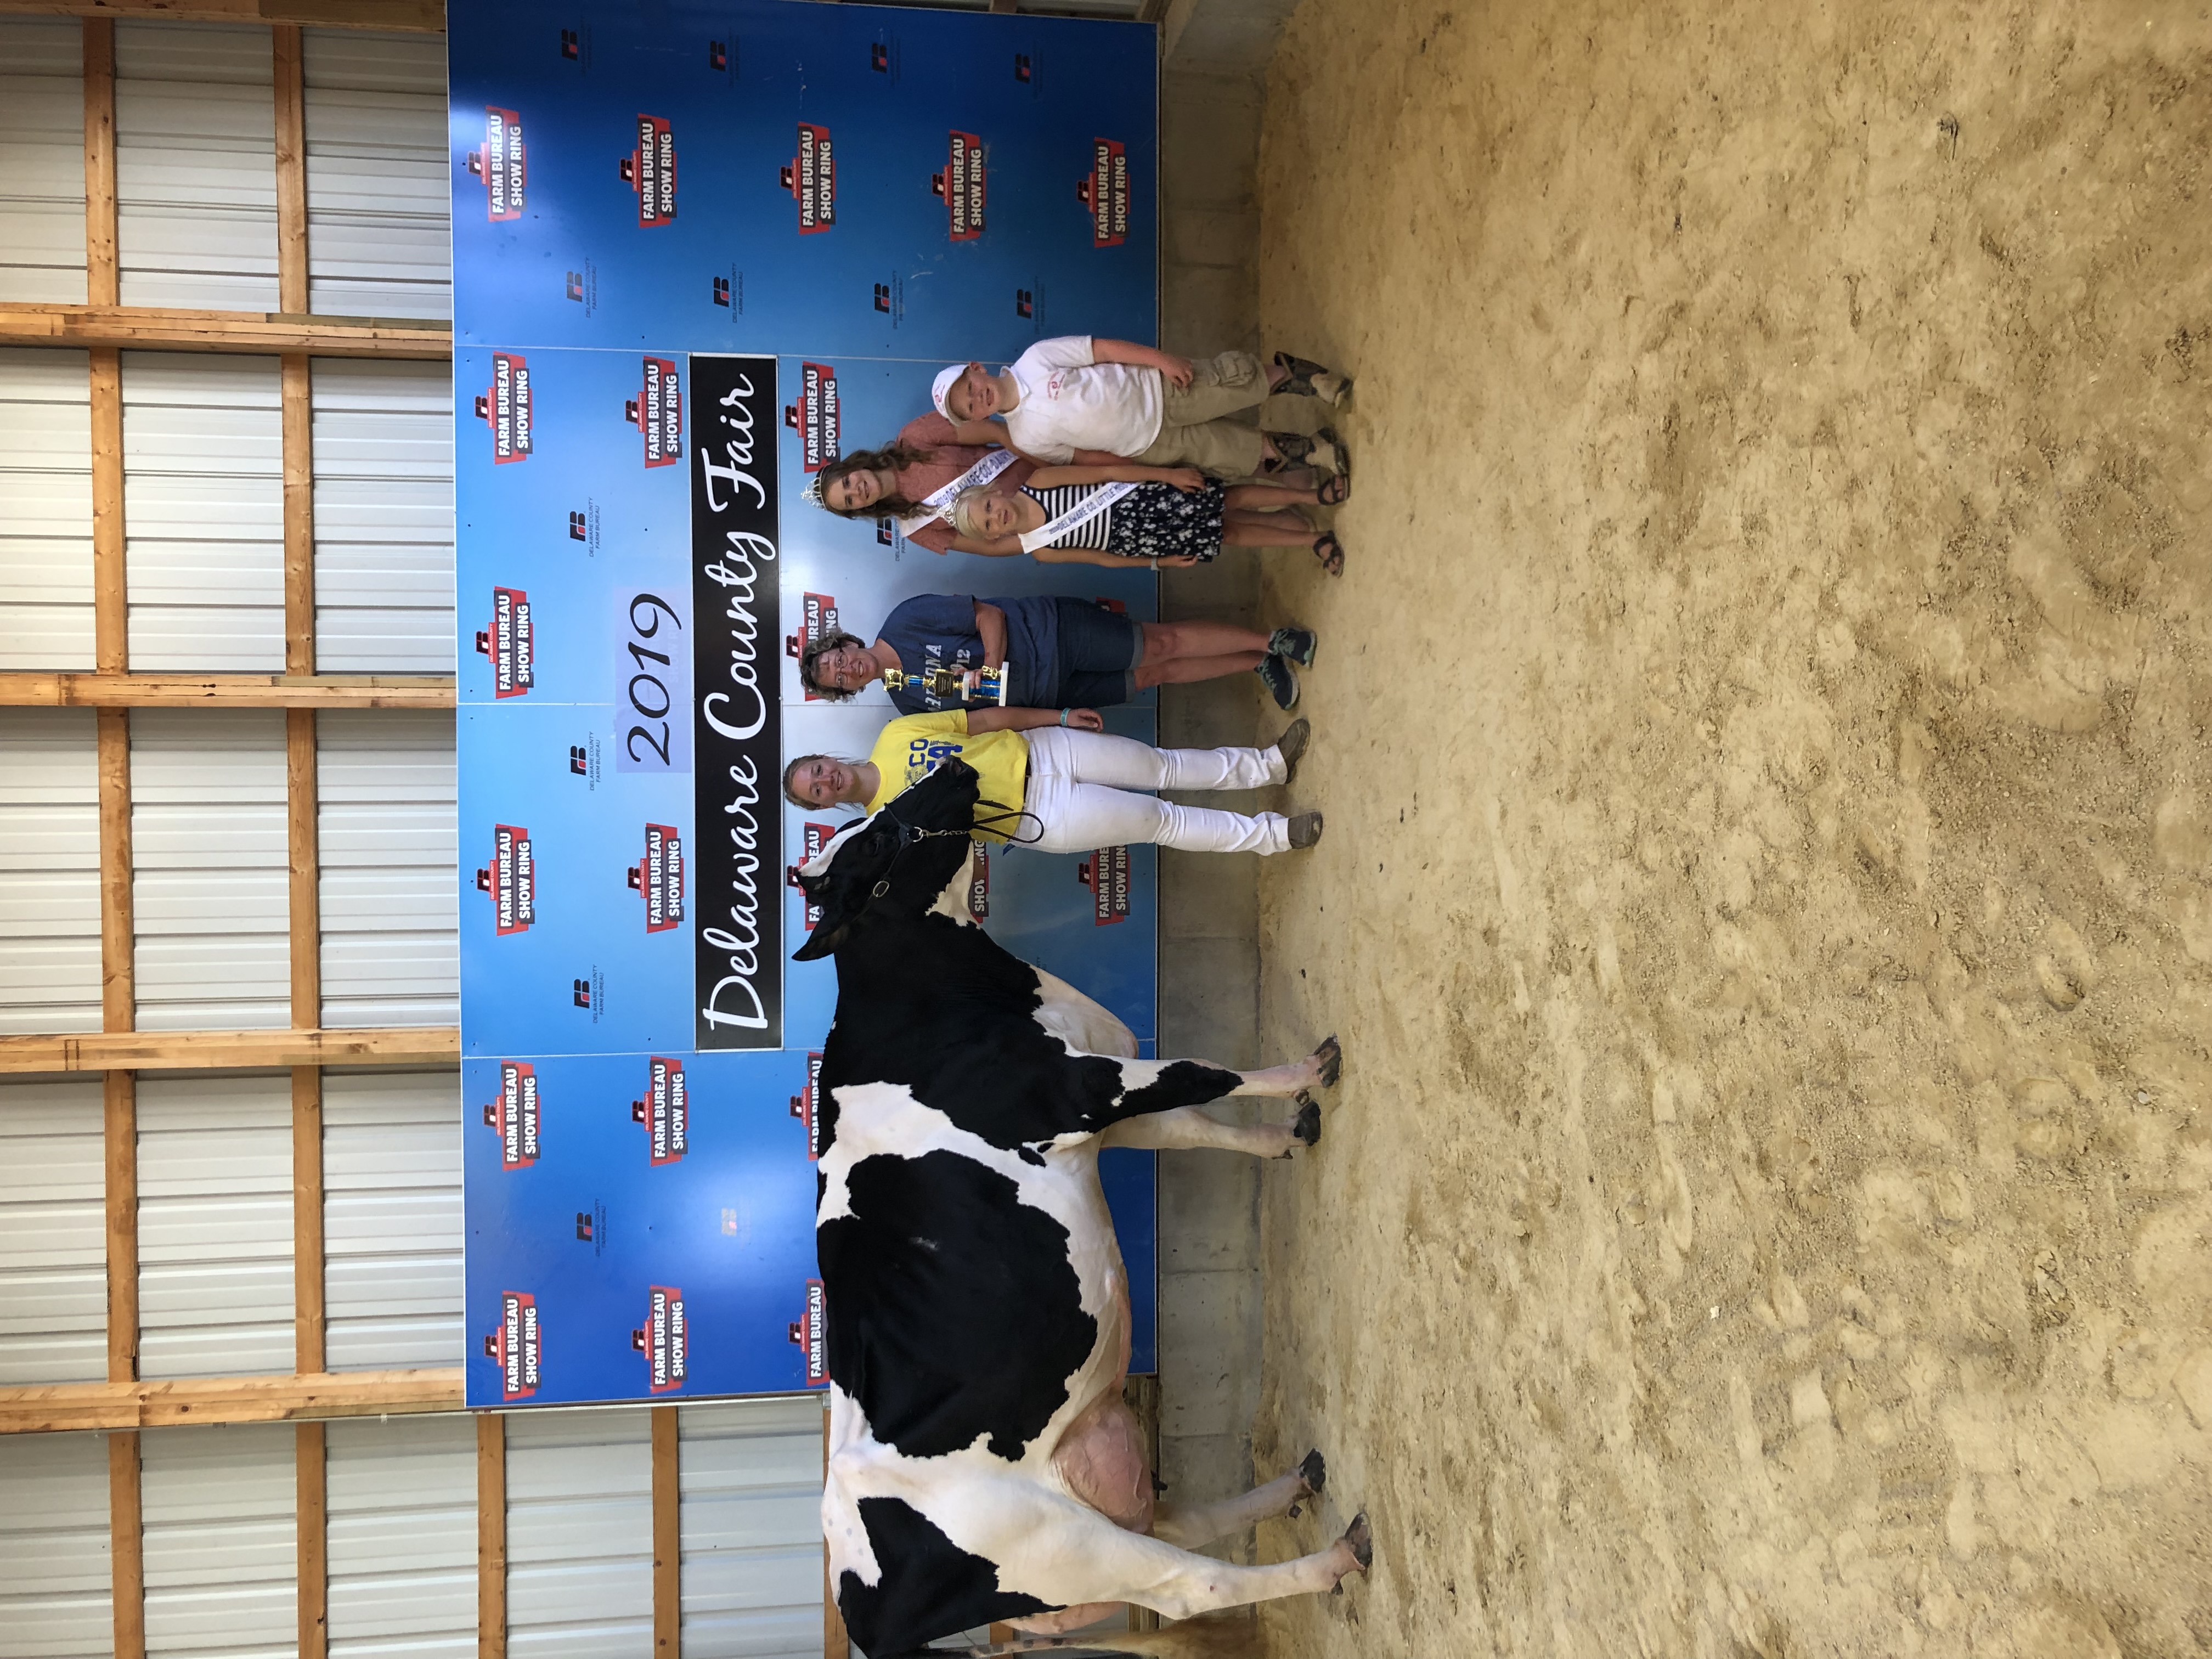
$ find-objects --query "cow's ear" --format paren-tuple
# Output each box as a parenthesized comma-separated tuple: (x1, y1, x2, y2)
(792, 917, 852, 962)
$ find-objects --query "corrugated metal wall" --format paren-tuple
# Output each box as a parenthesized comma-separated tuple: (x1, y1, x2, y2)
(0, 707, 103, 1035)
(0, 347, 96, 670)
(326, 1414, 477, 1659)
(0, 19, 88, 304)
(507, 1409, 655, 1659)
(114, 20, 279, 312)
(678, 1400, 825, 1659)
(323, 1065, 462, 1371)
(140, 1422, 297, 1659)
(302, 30, 450, 319)
(318, 709, 458, 1027)
(0, 1429, 113, 1659)
(0, 1073, 107, 1388)
(131, 708, 290, 1031)
(121, 352, 286, 673)
(137, 1070, 295, 1380)
(311, 360, 456, 674)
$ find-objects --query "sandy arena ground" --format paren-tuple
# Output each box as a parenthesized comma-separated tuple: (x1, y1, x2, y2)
(1241, 2, 2212, 1655)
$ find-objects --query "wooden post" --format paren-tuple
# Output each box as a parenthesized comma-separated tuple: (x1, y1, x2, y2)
(477, 1413, 506, 1659)
(286, 708, 319, 1023)
(109, 1429, 144, 1659)
(272, 23, 308, 316)
(103, 1071, 138, 1383)
(652, 1406, 680, 1659)
(83, 16, 116, 307)
(297, 1420, 328, 1659)
(89, 354, 125, 673)
(281, 358, 315, 670)
(291, 1066, 324, 1369)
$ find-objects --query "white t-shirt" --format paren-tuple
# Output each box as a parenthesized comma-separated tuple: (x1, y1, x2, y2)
(1001, 336, 1163, 465)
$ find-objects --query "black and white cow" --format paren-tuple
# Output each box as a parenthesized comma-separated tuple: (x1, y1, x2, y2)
(792, 758, 1371, 1658)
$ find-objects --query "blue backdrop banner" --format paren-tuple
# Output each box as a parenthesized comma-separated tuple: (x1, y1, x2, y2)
(452, 0, 1161, 1409)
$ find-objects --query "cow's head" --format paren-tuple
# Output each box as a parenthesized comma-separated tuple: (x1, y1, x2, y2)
(791, 758, 981, 961)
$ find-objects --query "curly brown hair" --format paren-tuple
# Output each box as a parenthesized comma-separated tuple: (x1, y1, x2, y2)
(797, 630, 867, 701)
(813, 443, 935, 520)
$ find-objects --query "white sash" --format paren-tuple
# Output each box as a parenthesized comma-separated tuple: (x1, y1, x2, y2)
(1017, 481, 1140, 554)
(895, 448, 1020, 537)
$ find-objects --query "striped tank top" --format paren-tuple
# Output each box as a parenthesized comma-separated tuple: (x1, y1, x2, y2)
(1020, 483, 1115, 550)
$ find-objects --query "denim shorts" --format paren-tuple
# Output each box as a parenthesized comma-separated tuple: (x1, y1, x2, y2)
(1051, 597, 1144, 707)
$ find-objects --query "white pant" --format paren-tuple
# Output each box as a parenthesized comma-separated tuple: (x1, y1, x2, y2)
(1022, 726, 1289, 855)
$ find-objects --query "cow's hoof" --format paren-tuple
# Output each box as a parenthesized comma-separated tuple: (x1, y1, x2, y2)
(1343, 1511, 1373, 1571)
(1313, 1035, 1342, 1089)
(1298, 1449, 1327, 1494)
(1293, 1093, 1322, 1147)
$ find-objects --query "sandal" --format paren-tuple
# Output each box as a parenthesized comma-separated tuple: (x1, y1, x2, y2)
(1316, 472, 1350, 506)
(1311, 531, 1345, 577)
(1273, 352, 1353, 407)
(1266, 431, 1344, 475)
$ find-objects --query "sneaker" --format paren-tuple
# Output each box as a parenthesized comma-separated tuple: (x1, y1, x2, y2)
(1267, 625, 1316, 667)
(1287, 810, 1324, 850)
(1256, 654, 1300, 711)
(1274, 717, 1310, 785)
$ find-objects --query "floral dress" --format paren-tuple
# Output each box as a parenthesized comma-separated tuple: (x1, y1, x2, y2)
(1022, 481, 1227, 563)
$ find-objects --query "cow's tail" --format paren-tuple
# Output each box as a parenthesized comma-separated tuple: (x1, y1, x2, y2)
(935, 1612, 1256, 1659)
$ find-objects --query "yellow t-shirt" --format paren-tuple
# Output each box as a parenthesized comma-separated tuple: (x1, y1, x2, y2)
(866, 712, 1031, 842)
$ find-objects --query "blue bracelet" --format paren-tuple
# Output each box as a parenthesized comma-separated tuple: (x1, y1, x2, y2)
(1059, 708, 1069, 726)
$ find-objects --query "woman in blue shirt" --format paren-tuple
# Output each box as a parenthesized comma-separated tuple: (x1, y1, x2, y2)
(799, 594, 1318, 713)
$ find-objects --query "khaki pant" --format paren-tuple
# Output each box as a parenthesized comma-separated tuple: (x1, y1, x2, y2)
(1130, 350, 1326, 478)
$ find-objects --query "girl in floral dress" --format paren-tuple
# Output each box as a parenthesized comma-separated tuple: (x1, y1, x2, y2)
(950, 464, 1348, 575)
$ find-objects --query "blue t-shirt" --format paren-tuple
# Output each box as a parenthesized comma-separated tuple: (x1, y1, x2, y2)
(876, 595, 1060, 714)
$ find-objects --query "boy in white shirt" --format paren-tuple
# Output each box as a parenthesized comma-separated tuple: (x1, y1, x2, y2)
(932, 337, 1351, 481)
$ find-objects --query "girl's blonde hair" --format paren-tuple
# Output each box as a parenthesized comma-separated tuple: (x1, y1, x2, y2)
(948, 486, 995, 540)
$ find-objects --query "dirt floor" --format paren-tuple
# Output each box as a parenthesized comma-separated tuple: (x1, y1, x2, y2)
(1242, 2, 2212, 1655)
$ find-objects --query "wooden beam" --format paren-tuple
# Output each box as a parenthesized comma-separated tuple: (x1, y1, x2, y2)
(0, 1025, 460, 1073)
(104, 1071, 138, 1383)
(478, 1413, 507, 1659)
(291, 1069, 325, 1368)
(83, 18, 117, 306)
(273, 25, 308, 317)
(0, 304, 453, 358)
(287, 712, 320, 1024)
(282, 361, 316, 670)
(96, 707, 133, 1025)
(0, 673, 455, 709)
(653, 1407, 680, 1659)
(2, 0, 444, 30)
(298, 1421, 328, 1659)
(0, 1368, 464, 1434)
(823, 1410, 847, 1659)
(89, 352, 125, 671)
(109, 1430, 144, 1659)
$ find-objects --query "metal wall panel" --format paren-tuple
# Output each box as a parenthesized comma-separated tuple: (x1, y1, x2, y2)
(0, 1073, 107, 1387)
(323, 1066, 462, 1371)
(0, 1430, 112, 1659)
(131, 707, 290, 1031)
(114, 20, 280, 312)
(0, 708, 102, 1035)
(121, 351, 285, 673)
(0, 347, 97, 670)
(325, 1414, 477, 1659)
(302, 30, 450, 319)
(506, 1409, 654, 1659)
(310, 361, 456, 674)
(679, 1399, 826, 1659)
(318, 709, 457, 1027)
(140, 1421, 297, 1659)
(0, 20, 89, 304)
(136, 1069, 295, 1380)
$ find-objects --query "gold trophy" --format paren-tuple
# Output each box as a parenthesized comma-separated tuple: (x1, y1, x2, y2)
(881, 661, 1010, 706)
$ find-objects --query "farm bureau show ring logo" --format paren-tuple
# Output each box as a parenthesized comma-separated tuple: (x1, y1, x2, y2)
(623, 114, 678, 227)
(782, 122, 833, 231)
(1080, 138, 1130, 247)
(634, 1056, 687, 1165)
(933, 131, 985, 240)
(634, 1285, 689, 1393)
(486, 1290, 541, 1401)
(470, 106, 525, 219)
(483, 1060, 540, 1170)
(477, 353, 532, 462)
(784, 363, 838, 473)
